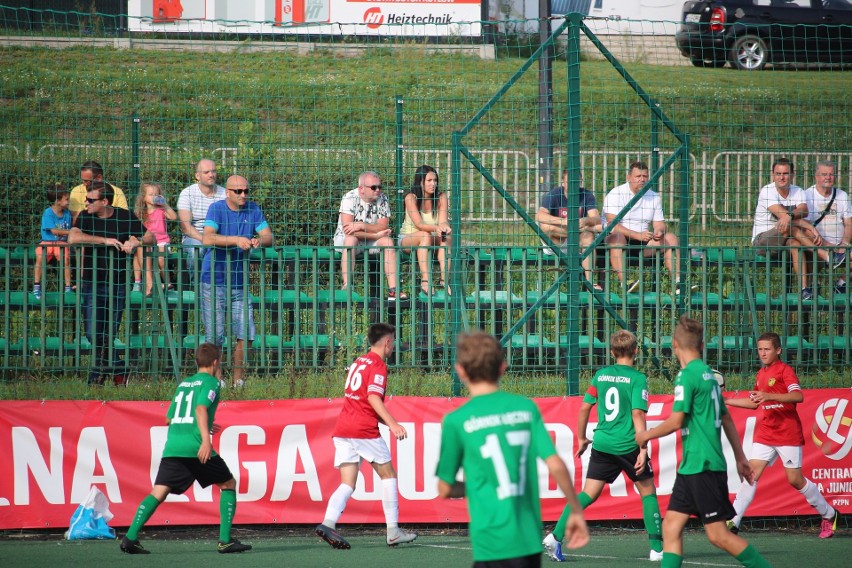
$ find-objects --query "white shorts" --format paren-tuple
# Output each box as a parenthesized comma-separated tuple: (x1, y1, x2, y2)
(332, 436, 391, 468)
(333, 236, 382, 253)
(750, 442, 803, 469)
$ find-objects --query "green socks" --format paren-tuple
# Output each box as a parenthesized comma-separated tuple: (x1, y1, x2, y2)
(642, 493, 663, 552)
(219, 488, 237, 543)
(126, 494, 160, 540)
(126, 489, 238, 544)
(736, 544, 772, 568)
(662, 552, 683, 567)
(553, 491, 593, 541)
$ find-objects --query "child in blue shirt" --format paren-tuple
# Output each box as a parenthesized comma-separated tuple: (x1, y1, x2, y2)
(33, 184, 73, 299)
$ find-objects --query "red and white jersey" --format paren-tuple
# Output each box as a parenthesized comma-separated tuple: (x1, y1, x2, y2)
(753, 359, 804, 446)
(332, 351, 388, 439)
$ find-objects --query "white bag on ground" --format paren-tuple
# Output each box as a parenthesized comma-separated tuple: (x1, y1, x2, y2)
(64, 486, 116, 540)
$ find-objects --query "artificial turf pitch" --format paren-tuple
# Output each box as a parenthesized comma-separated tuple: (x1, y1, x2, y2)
(1, 526, 846, 568)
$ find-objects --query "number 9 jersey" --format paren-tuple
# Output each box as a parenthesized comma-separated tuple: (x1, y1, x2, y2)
(162, 371, 221, 458)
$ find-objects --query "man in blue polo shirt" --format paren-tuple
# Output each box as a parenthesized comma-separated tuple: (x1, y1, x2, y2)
(201, 175, 274, 387)
(536, 169, 602, 290)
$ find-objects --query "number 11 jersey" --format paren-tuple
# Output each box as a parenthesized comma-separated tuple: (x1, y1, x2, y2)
(162, 371, 221, 458)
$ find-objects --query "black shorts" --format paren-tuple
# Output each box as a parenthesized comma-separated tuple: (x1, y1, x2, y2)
(473, 553, 541, 568)
(154, 456, 233, 494)
(587, 447, 654, 484)
(667, 471, 735, 524)
(620, 238, 647, 264)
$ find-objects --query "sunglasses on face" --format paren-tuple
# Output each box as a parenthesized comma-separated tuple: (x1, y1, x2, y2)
(85, 197, 102, 204)
(229, 189, 249, 195)
(366, 185, 382, 191)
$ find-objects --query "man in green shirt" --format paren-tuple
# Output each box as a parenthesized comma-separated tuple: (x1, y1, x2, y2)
(436, 330, 589, 567)
(543, 330, 662, 562)
(119, 343, 251, 555)
(636, 316, 771, 568)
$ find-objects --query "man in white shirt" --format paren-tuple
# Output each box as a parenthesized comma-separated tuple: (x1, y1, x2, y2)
(177, 159, 227, 280)
(603, 161, 685, 294)
(334, 171, 406, 301)
(751, 158, 822, 300)
(801, 160, 850, 296)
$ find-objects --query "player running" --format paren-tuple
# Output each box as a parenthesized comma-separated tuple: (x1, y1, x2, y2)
(120, 343, 251, 555)
(543, 330, 663, 562)
(725, 331, 839, 538)
(315, 323, 417, 549)
(637, 315, 771, 568)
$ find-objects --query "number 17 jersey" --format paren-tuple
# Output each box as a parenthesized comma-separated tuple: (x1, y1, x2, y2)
(436, 391, 557, 562)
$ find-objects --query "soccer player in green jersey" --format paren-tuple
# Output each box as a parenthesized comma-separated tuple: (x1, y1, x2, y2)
(436, 330, 589, 567)
(636, 316, 770, 568)
(543, 330, 663, 562)
(120, 343, 251, 555)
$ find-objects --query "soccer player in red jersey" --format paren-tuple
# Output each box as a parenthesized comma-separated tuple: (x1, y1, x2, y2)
(726, 331, 839, 538)
(315, 323, 417, 549)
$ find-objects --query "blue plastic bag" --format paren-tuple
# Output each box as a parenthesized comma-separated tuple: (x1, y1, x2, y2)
(64, 487, 116, 540)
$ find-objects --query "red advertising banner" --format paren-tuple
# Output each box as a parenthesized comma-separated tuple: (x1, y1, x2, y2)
(0, 390, 850, 529)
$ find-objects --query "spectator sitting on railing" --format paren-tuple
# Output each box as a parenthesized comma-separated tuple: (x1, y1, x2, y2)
(398, 165, 452, 296)
(334, 171, 407, 301)
(201, 175, 273, 389)
(69, 160, 128, 225)
(177, 159, 227, 282)
(603, 160, 688, 295)
(800, 160, 851, 297)
(536, 169, 603, 291)
(32, 183, 73, 300)
(69, 181, 155, 386)
(750, 157, 820, 300)
(132, 182, 178, 296)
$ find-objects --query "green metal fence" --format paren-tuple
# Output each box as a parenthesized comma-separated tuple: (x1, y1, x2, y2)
(1, 8, 851, 390)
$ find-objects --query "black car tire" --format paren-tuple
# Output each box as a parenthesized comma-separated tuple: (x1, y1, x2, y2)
(690, 57, 727, 68)
(730, 34, 769, 71)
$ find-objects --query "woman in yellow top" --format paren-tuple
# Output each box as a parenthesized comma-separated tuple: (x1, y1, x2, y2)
(398, 165, 452, 295)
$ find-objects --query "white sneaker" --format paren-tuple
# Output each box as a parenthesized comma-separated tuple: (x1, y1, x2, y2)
(542, 532, 565, 562)
(649, 549, 663, 562)
(387, 527, 417, 546)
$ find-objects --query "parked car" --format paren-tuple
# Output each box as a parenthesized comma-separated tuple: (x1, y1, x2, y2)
(675, 0, 852, 70)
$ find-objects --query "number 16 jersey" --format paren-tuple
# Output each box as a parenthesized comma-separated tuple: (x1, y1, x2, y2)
(333, 351, 388, 439)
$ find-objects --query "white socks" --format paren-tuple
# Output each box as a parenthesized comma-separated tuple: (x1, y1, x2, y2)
(800, 478, 835, 519)
(382, 478, 400, 529)
(322, 484, 354, 529)
(732, 480, 758, 526)
(322, 478, 405, 532)
(733, 477, 836, 526)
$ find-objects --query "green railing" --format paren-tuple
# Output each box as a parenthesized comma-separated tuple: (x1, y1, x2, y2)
(3, 243, 851, 381)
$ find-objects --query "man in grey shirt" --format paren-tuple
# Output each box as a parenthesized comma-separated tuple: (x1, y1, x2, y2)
(177, 159, 227, 280)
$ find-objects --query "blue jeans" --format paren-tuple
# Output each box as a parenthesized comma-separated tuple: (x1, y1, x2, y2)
(81, 281, 127, 384)
(200, 283, 255, 347)
(182, 237, 203, 282)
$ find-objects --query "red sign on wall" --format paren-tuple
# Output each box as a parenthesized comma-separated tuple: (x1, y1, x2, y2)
(0, 390, 850, 529)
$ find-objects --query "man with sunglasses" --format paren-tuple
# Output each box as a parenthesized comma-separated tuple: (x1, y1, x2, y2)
(333, 171, 406, 301)
(201, 175, 273, 388)
(69, 181, 155, 386)
(69, 160, 129, 225)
